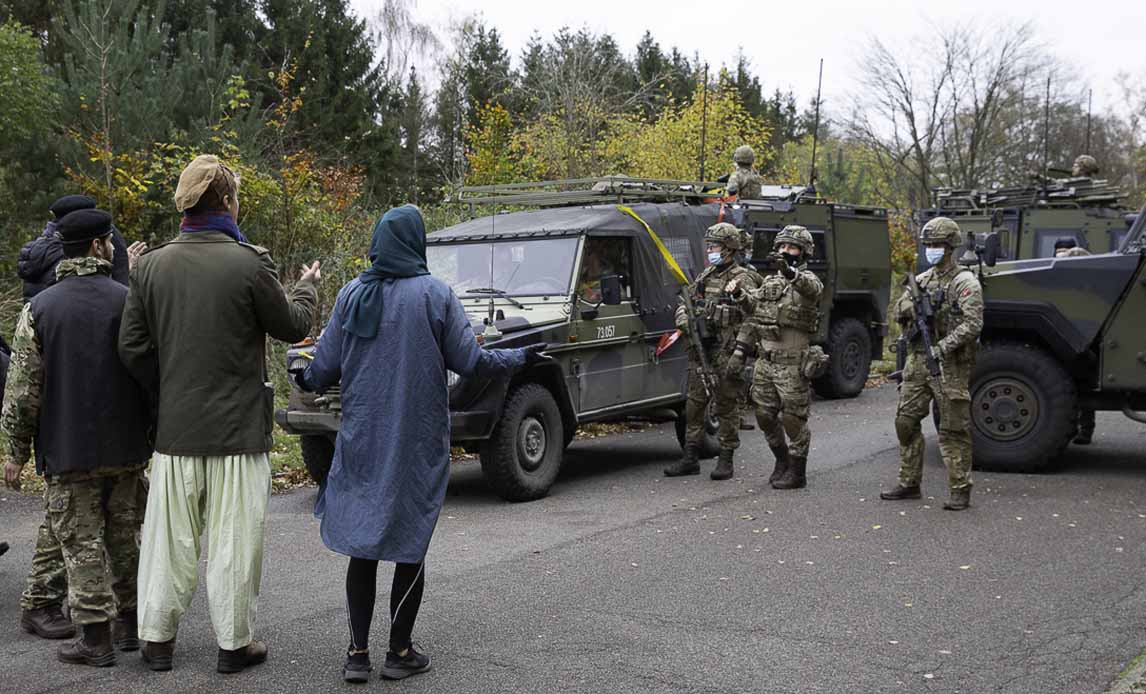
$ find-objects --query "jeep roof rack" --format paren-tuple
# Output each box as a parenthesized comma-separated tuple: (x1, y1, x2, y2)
(448, 177, 723, 208)
(930, 176, 1125, 211)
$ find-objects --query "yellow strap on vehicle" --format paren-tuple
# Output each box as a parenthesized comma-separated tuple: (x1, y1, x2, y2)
(617, 205, 689, 287)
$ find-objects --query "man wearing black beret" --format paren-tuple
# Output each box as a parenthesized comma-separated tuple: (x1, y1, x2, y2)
(16, 194, 140, 300)
(2, 209, 153, 668)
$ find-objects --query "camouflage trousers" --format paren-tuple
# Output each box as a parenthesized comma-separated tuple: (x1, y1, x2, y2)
(19, 502, 68, 611)
(894, 353, 973, 491)
(45, 470, 147, 625)
(685, 351, 745, 450)
(751, 357, 812, 458)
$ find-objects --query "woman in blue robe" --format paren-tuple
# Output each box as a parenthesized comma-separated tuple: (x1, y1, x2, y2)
(300, 205, 540, 682)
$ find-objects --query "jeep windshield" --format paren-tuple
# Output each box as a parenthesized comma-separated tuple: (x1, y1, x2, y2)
(427, 237, 578, 298)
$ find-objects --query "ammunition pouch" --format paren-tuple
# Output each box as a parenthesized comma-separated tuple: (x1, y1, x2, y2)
(802, 345, 831, 380)
(778, 303, 819, 333)
(760, 279, 787, 302)
(695, 316, 715, 344)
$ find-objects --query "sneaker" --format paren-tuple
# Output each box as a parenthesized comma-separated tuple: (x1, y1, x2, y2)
(381, 645, 431, 680)
(343, 649, 372, 684)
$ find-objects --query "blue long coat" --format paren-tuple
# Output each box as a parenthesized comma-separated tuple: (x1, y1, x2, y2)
(304, 275, 524, 562)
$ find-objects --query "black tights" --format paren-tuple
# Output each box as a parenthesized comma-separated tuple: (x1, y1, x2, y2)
(346, 557, 425, 654)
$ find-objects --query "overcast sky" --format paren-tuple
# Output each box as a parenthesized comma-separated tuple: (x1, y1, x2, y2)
(350, 0, 1146, 115)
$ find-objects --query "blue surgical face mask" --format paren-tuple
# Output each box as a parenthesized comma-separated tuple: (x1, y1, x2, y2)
(707, 251, 724, 265)
(925, 248, 946, 265)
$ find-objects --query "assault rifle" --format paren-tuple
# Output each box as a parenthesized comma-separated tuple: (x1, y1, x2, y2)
(681, 286, 719, 399)
(889, 272, 942, 382)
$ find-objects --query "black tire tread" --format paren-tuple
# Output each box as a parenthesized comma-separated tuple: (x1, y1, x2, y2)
(971, 341, 1076, 472)
(480, 383, 564, 502)
(300, 435, 335, 486)
(813, 317, 872, 400)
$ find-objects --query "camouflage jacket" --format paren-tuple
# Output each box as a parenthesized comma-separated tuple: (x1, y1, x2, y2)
(894, 262, 983, 361)
(728, 167, 763, 200)
(737, 264, 824, 353)
(676, 262, 762, 355)
(1, 257, 140, 478)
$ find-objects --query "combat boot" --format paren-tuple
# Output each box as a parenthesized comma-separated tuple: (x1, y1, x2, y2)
(773, 455, 806, 489)
(21, 605, 76, 639)
(57, 621, 116, 667)
(217, 640, 268, 674)
(879, 485, 921, 501)
(710, 449, 735, 481)
(112, 611, 139, 651)
(664, 444, 700, 477)
(768, 444, 790, 486)
(943, 488, 971, 511)
(141, 638, 175, 672)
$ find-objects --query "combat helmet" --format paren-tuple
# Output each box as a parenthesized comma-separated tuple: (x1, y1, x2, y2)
(705, 222, 742, 250)
(919, 217, 963, 248)
(1072, 154, 1099, 177)
(773, 225, 814, 258)
(733, 145, 755, 167)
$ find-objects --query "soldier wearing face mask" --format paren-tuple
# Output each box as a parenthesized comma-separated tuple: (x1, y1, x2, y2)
(664, 223, 762, 481)
(727, 226, 825, 489)
(881, 217, 983, 511)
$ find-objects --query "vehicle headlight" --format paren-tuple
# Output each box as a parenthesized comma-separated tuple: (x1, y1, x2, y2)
(447, 370, 461, 389)
(287, 356, 310, 373)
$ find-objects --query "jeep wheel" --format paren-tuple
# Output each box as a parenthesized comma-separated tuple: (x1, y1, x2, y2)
(674, 403, 721, 460)
(480, 383, 564, 502)
(814, 317, 872, 399)
(970, 342, 1076, 472)
(300, 435, 335, 486)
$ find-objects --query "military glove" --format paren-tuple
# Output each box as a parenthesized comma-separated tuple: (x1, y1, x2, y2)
(725, 349, 746, 378)
(780, 263, 797, 280)
(929, 345, 944, 363)
(522, 343, 550, 368)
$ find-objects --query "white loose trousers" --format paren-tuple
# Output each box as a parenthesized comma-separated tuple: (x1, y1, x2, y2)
(137, 452, 271, 650)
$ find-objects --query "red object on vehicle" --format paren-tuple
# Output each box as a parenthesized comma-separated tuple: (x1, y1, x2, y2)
(655, 330, 681, 357)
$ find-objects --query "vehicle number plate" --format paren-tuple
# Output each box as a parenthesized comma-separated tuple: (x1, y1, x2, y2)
(596, 325, 616, 339)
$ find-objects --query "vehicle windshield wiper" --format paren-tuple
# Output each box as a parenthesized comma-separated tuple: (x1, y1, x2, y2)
(465, 287, 525, 309)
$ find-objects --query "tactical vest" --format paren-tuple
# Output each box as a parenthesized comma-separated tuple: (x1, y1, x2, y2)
(692, 263, 755, 347)
(753, 270, 820, 340)
(918, 267, 973, 343)
(29, 273, 152, 476)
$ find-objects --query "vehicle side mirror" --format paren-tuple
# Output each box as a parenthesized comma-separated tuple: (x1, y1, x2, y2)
(600, 274, 623, 306)
(979, 232, 1000, 267)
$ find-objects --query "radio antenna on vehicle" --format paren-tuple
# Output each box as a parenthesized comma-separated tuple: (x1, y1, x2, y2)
(807, 58, 824, 193)
(483, 211, 502, 342)
(699, 63, 709, 181)
(1085, 88, 1093, 154)
(1041, 74, 1052, 199)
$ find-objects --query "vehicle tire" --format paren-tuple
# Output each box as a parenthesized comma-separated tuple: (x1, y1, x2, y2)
(970, 341, 1076, 472)
(813, 317, 872, 399)
(674, 403, 721, 460)
(300, 434, 335, 486)
(480, 383, 565, 502)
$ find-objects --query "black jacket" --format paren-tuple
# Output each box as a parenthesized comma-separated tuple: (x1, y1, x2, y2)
(30, 271, 151, 475)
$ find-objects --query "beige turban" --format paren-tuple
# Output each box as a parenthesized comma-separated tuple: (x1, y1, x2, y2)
(174, 155, 237, 212)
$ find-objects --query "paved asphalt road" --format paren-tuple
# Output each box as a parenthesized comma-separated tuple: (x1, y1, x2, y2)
(3, 384, 1146, 693)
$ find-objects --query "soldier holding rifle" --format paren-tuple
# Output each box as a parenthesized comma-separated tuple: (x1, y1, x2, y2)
(881, 217, 983, 511)
(664, 223, 761, 481)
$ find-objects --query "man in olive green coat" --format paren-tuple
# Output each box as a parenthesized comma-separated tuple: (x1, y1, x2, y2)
(119, 155, 320, 674)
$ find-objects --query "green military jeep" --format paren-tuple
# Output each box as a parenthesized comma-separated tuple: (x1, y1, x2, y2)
(733, 185, 892, 398)
(965, 202, 1146, 470)
(276, 180, 891, 500)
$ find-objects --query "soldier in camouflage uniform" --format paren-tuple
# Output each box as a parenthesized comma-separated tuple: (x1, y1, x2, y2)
(2, 209, 152, 666)
(728, 226, 824, 489)
(880, 217, 984, 511)
(727, 145, 763, 200)
(1072, 154, 1099, 178)
(665, 223, 762, 480)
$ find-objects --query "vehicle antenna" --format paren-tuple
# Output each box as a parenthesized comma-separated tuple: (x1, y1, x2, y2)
(808, 58, 824, 194)
(484, 211, 502, 342)
(699, 63, 709, 181)
(1041, 74, 1052, 199)
(1085, 88, 1093, 154)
